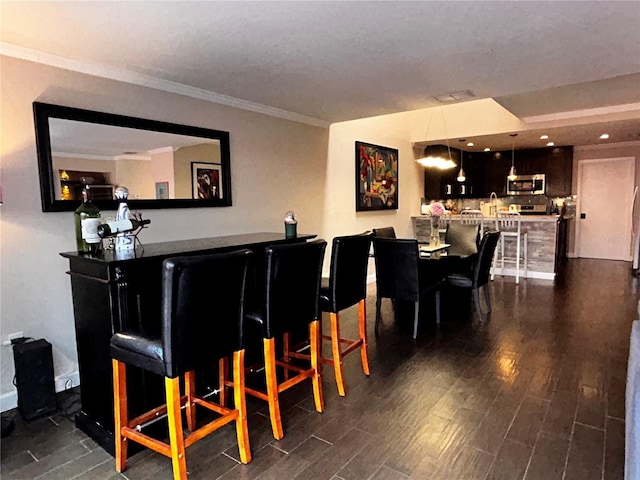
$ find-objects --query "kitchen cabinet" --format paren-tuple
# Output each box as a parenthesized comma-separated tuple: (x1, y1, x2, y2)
(545, 147, 573, 197)
(482, 151, 510, 197)
(424, 147, 484, 199)
(423, 146, 573, 199)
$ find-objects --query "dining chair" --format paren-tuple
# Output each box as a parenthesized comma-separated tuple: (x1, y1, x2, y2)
(372, 237, 443, 339)
(244, 240, 327, 440)
(372, 226, 396, 238)
(445, 222, 481, 257)
(446, 231, 500, 321)
(110, 249, 253, 480)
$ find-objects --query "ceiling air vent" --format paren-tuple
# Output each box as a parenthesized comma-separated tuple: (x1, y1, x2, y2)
(434, 90, 476, 103)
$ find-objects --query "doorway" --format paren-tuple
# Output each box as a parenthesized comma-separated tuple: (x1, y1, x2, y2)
(576, 157, 635, 261)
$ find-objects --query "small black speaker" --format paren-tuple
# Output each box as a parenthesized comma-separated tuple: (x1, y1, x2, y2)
(13, 339, 57, 421)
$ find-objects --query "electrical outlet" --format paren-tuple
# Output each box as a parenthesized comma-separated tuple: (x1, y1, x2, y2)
(2, 332, 24, 346)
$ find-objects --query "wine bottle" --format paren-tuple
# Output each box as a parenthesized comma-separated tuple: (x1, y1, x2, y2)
(74, 189, 101, 254)
(97, 218, 151, 238)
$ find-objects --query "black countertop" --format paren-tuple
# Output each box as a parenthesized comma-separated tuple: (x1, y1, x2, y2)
(60, 232, 317, 264)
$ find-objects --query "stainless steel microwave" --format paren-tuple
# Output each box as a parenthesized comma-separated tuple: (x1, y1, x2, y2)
(506, 174, 546, 195)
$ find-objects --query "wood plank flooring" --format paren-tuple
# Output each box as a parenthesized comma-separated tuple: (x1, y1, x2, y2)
(1, 258, 635, 480)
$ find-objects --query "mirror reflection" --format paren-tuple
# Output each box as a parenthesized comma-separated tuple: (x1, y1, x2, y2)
(51, 119, 221, 201)
(34, 102, 232, 212)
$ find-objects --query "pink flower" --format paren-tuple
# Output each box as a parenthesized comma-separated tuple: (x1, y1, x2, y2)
(429, 202, 445, 217)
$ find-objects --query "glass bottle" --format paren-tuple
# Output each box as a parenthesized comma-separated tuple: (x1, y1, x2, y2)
(74, 189, 101, 254)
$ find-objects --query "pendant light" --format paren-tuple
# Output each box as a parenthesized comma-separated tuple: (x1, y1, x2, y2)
(416, 107, 457, 170)
(507, 133, 518, 181)
(457, 149, 466, 182)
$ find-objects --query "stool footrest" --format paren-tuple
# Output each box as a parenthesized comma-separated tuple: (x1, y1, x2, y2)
(122, 426, 171, 457)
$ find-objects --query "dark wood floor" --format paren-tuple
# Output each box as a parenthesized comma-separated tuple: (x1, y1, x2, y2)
(1, 258, 636, 480)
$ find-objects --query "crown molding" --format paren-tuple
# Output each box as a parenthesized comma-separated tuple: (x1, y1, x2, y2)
(523, 102, 640, 124)
(1, 42, 330, 129)
(574, 140, 640, 151)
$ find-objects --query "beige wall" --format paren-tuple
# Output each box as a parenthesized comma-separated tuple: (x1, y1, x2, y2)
(0, 56, 334, 406)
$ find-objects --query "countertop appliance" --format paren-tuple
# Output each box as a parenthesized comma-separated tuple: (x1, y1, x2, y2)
(507, 204, 548, 215)
(507, 174, 546, 195)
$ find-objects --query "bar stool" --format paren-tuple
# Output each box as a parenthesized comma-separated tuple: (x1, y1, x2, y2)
(460, 209, 484, 237)
(493, 211, 528, 283)
(316, 232, 373, 397)
(110, 250, 253, 480)
(245, 240, 327, 440)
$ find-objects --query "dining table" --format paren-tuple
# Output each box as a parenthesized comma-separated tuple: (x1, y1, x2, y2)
(418, 242, 477, 286)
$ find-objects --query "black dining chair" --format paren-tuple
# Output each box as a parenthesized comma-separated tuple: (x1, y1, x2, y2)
(110, 249, 253, 480)
(444, 222, 481, 257)
(446, 231, 500, 321)
(372, 237, 444, 339)
(316, 231, 373, 396)
(372, 226, 396, 239)
(245, 240, 327, 440)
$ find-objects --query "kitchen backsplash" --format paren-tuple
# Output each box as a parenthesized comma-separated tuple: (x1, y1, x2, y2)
(433, 195, 571, 215)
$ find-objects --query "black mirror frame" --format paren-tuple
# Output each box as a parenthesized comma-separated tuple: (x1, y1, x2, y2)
(34, 102, 232, 212)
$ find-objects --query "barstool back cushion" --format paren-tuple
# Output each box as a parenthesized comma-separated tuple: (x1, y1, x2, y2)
(163, 249, 252, 378)
(260, 240, 327, 339)
(111, 249, 252, 379)
(321, 232, 373, 313)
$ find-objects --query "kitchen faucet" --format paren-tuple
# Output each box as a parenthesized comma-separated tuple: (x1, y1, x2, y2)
(489, 192, 498, 215)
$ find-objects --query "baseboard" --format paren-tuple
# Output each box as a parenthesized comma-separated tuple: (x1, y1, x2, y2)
(491, 267, 555, 281)
(1, 370, 80, 413)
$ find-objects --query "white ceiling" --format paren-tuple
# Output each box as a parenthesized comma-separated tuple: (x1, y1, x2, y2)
(2, 1, 639, 149)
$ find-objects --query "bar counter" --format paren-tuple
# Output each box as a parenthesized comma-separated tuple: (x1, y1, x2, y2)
(60, 232, 315, 455)
(413, 215, 564, 280)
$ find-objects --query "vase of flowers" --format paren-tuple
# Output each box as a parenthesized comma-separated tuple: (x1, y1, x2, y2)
(427, 201, 445, 247)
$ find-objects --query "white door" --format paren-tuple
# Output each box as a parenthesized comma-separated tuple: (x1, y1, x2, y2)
(577, 157, 635, 260)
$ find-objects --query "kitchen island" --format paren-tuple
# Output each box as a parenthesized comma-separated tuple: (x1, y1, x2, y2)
(413, 214, 565, 280)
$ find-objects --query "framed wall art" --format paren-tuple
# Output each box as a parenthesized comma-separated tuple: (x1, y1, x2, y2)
(191, 162, 223, 200)
(355, 141, 398, 211)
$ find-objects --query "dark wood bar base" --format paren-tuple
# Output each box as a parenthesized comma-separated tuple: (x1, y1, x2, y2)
(60, 232, 315, 456)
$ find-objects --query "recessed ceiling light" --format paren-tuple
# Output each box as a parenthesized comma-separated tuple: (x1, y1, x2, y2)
(546, 142, 555, 146)
(467, 142, 474, 147)
(600, 133, 610, 139)
(484, 147, 490, 152)
(540, 135, 549, 140)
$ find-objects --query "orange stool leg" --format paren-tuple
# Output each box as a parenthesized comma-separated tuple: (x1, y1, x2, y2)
(358, 299, 370, 376)
(283, 332, 290, 381)
(330, 313, 346, 396)
(166, 377, 187, 480)
(310, 320, 325, 412)
(263, 337, 283, 440)
(218, 357, 228, 407)
(184, 371, 196, 432)
(112, 359, 128, 473)
(233, 349, 251, 464)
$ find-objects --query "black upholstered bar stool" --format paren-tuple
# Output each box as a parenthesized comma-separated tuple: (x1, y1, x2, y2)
(245, 240, 327, 440)
(110, 250, 253, 480)
(317, 232, 373, 396)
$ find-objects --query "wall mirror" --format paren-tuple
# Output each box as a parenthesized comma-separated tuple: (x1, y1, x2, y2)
(34, 102, 232, 212)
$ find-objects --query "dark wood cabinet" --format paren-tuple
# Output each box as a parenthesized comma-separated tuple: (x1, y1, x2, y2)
(545, 147, 573, 197)
(424, 145, 573, 199)
(60, 232, 315, 455)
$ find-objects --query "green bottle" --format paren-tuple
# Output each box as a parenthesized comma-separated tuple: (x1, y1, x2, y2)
(74, 189, 101, 254)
